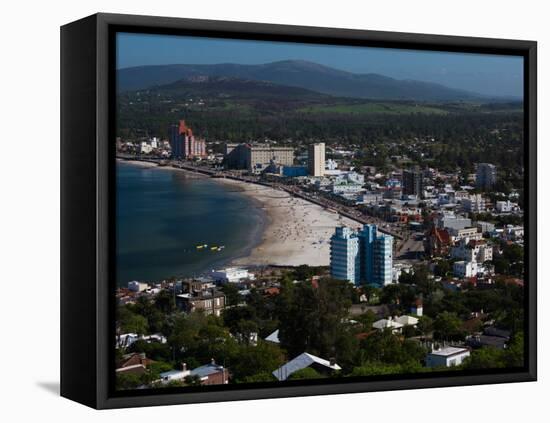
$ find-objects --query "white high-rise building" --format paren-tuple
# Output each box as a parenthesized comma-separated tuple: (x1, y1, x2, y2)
(330, 227, 360, 285)
(308, 143, 325, 177)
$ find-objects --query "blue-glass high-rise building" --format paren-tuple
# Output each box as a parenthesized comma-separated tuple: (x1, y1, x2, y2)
(330, 224, 393, 287)
(330, 227, 360, 285)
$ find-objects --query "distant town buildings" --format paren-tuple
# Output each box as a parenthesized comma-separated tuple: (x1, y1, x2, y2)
(169, 120, 206, 159)
(330, 224, 393, 287)
(476, 163, 497, 190)
(224, 143, 294, 173)
(308, 142, 326, 177)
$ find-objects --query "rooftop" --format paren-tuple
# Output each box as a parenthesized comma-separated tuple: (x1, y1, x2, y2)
(428, 346, 469, 357)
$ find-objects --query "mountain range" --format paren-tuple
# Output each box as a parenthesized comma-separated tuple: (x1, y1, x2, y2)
(117, 60, 487, 102)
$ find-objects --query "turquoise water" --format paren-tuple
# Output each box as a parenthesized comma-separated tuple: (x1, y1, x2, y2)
(116, 162, 266, 286)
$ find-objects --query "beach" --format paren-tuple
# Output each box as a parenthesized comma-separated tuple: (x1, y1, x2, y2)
(215, 178, 361, 267)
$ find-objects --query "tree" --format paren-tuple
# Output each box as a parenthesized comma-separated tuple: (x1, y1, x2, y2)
(278, 278, 353, 359)
(463, 347, 506, 369)
(220, 283, 241, 307)
(229, 342, 285, 382)
(117, 306, 148, 336)
(433, 312, 464, 341)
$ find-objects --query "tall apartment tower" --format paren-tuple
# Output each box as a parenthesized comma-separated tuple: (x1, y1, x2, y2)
(330, 224, 393, 287)
(476, 163, 497, 190)
(402, 167, 424, 198)
(308, 143, 325, 177)
(330, 227, 360, 285)
(169, 120, 206, 160)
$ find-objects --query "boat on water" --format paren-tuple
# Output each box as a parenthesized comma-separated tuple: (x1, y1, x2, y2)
(196, 244, 208, 249)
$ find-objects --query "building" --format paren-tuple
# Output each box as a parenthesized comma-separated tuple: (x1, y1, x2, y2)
(437, 212, 472, 231)
(308, 143, 325, 177)
(128, 281, 148, 292)
(463, 194, 486, 213)
(330, 224, 393, 287)
(159, 363, 191, 384)
(211, 267, 254, 283)
(189, 360, 229, 385)
(169, 120, 206, 159)
(330, 227, 360, 285)
(425, 227, 452, 257)
(451, 227, 482, 242)
(476, 221, 496, 234)
(476, 163, 497, 190)
(360, 225, 393, 287)
(451, 238, 493, 263)
(116, 353, 155, 376)
(453, 260, 480, 278)
(402, 167, 424, 198)
(426, 346, 470, 367)
(176, 289, 225, 316)
(272, 352, 341, 381)
(372, 317, 404, 333)
(225, 143, 294, 173)
(496, 200, 520, 213)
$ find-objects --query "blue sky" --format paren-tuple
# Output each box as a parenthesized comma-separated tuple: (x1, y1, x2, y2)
(117, 32, 524, 98)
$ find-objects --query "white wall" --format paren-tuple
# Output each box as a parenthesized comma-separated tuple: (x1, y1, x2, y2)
(1, 0, 547, 421)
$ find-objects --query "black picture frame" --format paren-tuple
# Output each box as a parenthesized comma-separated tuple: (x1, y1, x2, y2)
(61, 12, 537, 409)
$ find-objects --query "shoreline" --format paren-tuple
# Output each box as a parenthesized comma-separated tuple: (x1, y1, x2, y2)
(215, 178, 361, 267)
(117, 159, 361, 269)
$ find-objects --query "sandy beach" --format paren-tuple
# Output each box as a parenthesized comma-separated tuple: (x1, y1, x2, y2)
(215, 178, 361, 267)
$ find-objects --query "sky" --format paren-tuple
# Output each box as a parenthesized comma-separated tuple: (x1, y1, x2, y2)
(117, 32, 524, 98)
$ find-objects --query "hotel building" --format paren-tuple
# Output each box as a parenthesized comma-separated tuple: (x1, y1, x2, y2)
(224, 143, 294, 173)
(308, 143, 325, 177)
(169, 120, 207, 159)
(330, 224, 393, 287)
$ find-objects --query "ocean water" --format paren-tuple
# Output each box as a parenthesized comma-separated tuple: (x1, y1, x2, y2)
(116, 162, 266, 286)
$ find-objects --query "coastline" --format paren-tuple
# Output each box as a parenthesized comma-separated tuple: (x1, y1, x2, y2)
(117, 159, 360, 269)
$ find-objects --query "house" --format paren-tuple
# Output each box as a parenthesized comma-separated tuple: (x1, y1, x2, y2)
(272, 352, 341, 381)
(159, 363, 191, 384)
(116, 353, 154, 375)
(176, 289, 226, 316)
(395, 315, 419, 327)
(189, 360, 229, 385)
(425, 346, 470, 368)
(372, 317, 404, 333)
(265, 329, 280, 344)
(116, 333, 167, 349)
(467, 326, 512, 349)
